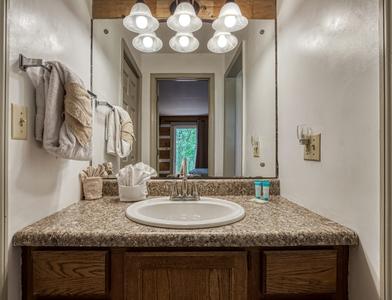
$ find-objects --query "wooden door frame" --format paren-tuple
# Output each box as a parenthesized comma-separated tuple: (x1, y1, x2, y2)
(150, 73, 215, 176)
(0, 0, 7, 299)
(381, 1, 391, 299)
(121, 39, 142, 163)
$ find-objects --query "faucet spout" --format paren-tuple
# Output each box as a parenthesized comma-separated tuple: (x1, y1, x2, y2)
(179, 158, 188, 178)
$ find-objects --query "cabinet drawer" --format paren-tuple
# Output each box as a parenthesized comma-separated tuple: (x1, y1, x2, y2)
(263, 250, 337, 295)
(32, 250, 108, 297)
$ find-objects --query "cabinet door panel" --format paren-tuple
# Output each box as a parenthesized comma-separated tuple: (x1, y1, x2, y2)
(32, 250, 108, 297)
(264, 250, 337, 295)
(124, 252, 247, 300)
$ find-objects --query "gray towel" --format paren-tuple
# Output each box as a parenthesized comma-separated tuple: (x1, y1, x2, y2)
(27, 61, 92, 160)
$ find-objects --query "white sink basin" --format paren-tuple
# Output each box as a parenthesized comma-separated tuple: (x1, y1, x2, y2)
(126, 197, 245, 229)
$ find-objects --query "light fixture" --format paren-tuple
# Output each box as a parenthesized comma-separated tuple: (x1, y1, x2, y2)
(169, 32, 199, 53)
(212, 0, 248, 32)
(123, 0, 159, 34)
(167, 2, 202, 33)
(207, 32, 238, 53)
(132, 32, 163, 53)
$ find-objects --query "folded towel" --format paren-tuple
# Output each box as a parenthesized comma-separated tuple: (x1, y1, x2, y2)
(117, 162, 157, 187)
(117, 163, 157, 202)
(27, 61, 92, 160)
(106, 105, 135, 158)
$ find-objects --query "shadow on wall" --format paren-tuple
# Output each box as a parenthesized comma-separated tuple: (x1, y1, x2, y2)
(349, 243, 380, 300)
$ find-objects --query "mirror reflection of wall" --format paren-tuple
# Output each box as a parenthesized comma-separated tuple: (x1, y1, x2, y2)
(91, 19, 276, 178)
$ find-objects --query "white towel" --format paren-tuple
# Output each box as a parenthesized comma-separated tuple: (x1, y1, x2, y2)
(117, 163, 157, 187)
(106, 105, 135, 158)
(27, 61, 92, 160)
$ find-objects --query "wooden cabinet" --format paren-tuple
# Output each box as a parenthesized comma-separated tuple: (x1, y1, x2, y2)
(22, 247, 348, 300)
(27, 250, 108, 299)
(263, 250, 337, 295)
(124, 252, 247, 300)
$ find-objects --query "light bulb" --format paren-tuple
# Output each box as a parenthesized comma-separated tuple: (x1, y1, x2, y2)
(179, 35, 190, 47)
(135, 15, 148, 29)
(224, 15, 237, 28)
(178, 14, 191, 27)
(142, 36, 153, 48)
(217, 35, 228, 48)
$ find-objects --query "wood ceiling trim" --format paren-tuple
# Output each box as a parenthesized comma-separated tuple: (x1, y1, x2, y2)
(92, 0, 276, 20)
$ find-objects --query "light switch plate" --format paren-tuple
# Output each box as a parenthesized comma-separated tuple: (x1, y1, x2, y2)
(11, 103, 28, 140)
(304, 134, 321, 161)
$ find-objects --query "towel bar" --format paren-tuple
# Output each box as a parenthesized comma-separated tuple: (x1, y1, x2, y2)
(18, 54, 112, 109)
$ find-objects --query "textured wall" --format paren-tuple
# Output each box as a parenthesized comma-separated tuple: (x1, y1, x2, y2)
(7, 1, 92, 298)
(277, 0, 381, 299)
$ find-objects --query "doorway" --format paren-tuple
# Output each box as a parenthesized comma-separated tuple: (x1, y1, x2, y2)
(150, 74, 215, 177)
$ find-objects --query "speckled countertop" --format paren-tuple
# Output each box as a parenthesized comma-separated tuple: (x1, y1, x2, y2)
(13, 196, 358, 248)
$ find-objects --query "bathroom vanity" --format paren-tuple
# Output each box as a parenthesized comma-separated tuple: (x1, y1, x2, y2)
(14, 181, 358, 300)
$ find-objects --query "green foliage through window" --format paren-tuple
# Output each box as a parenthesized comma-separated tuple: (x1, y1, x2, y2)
(175, 127, 197, 174)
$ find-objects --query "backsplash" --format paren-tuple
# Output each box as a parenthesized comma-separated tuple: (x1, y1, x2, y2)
(103, 178, 280, 197)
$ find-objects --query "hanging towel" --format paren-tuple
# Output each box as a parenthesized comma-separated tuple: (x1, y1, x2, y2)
(27, 61, 92, 160)
(106, 105, 135, 158)
(26, 67, 50, 141)
(64, 82, 92, 147)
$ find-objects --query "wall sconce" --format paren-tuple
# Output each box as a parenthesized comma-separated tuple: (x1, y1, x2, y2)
(297, 124, 321, 161)
(297, 124, 312, 145)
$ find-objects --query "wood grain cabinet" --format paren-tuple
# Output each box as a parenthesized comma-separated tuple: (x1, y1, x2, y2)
(124, 252, 247, 300)
(22, 247, 348, 300)
(27, 250, 108, 299)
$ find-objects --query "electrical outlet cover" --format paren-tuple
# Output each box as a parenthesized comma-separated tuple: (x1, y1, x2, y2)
(304, 134, 321, 161)
(11, 103, 28, 140)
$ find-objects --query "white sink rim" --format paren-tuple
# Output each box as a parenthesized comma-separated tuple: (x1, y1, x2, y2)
(126, 197, 245, 229)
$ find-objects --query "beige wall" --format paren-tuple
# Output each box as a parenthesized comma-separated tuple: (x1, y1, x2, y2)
(277, 0, 381, 299)
(224, 20, 277, 177)
(242, 20, 276, 177)
(7, 1, 92, 298)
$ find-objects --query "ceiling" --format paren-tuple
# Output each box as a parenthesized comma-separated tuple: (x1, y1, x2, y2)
(92, 0, 276, 20)
(158, 80, 209, 116)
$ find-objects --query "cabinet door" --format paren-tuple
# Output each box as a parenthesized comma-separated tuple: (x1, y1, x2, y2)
(263, 250, 337, 295)
(31, 250, 108, 298)
(124, 251, 247, 300)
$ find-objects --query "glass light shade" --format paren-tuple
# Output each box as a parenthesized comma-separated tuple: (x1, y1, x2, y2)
(123, 2, 159, 33)
(207, 31, 238, 54)
(132, 32, 162, 53)
(212, 2, 248, 32)
(169, 32, 199, 53)
(167, 2, 202, 33)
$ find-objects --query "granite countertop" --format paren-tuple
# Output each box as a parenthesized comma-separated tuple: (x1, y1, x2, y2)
(12, 196, 358, 248)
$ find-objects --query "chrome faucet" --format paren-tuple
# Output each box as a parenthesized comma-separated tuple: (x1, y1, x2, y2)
(170, 158, 200, 201)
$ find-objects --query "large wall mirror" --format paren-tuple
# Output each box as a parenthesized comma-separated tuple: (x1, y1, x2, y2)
(91, 0, 277, 178)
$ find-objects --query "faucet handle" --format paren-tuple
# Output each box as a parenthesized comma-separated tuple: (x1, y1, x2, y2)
(190, 182, 200, 200)
(170, 181, 178, 200)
